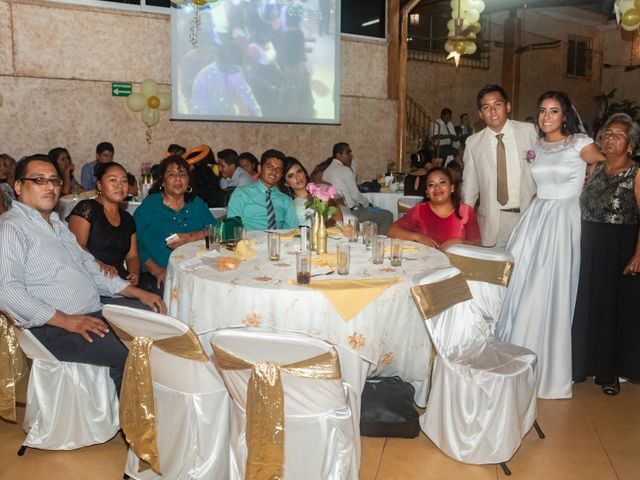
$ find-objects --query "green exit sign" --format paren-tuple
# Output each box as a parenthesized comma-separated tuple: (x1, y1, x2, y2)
(112, 82, 132, 97)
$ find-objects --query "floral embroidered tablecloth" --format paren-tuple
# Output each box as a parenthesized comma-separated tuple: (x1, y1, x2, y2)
(165, 231, 450, 386)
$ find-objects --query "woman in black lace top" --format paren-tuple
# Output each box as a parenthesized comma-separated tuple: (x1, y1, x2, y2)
(67, 162, 140, 285)
(572, 113, 640, 395)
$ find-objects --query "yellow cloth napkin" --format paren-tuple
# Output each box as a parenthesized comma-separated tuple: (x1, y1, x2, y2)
(235, 239, 257, 260)
(288, 278, 402, 321)
(278, 229, 300, 240)
(311, 253, 337, 269)
(384, 245, 422, 254)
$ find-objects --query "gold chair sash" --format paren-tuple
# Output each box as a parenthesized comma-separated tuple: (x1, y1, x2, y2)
(0, 312, 29, 423)
(108, 323, 208, 475)
(410, 273, 472, 319)
(445, 252, 513, 287)
(212, 344, 342, 480)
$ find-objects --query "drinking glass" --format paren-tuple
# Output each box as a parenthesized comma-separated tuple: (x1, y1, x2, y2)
(362, 221, 377, 250)
(344, 218, 359, 242)
(372, 235, 386, 265)
(204, 224, 219, 251)
(267, 232, 280, 261)
(296, 251, 312, 285)
(234, 226, 246, 241)
(336, 243, 350, 275)
(390, 238, 403, 267)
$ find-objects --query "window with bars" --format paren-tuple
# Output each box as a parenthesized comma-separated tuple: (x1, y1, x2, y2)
(566, 34, 592, 80)
(407, 12, 490, 69)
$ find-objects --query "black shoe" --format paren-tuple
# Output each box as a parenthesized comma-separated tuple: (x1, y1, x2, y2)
(602, 378, 620, 396)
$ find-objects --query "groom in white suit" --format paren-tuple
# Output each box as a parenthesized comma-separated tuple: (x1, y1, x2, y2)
(462, 85, 538, 247)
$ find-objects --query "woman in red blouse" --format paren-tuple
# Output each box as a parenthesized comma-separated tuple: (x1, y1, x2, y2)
(388, 167, 481, 249)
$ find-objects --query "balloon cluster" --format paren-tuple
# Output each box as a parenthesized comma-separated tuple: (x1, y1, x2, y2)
(444, 0, 485, 63)
(126, 79, 172, 143)
(172, 0, 219, 47)
(615, 0, 640, 32)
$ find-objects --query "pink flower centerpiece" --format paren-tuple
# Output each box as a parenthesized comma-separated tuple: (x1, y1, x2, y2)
(306, 183, 337, 220)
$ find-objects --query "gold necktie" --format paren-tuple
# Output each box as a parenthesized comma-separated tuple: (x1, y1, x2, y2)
(496, 133, 508, 206)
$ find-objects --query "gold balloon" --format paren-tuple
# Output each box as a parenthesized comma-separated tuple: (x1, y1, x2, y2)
(636, 0, 640, 10)
(468, 22, 481, 34)
(126, 93, 146, 112)
(192, 0, 207, 5)
(147, 96, 160, 109)
(454, 42, 465, 54)
(621, 22, 639, 31)
(622, 9, 640, 27)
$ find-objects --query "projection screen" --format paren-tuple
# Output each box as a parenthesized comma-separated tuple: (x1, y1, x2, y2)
(171, 0, 341, 124)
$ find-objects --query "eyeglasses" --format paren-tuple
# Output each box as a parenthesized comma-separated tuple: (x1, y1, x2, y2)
(20, 177, 63, 187)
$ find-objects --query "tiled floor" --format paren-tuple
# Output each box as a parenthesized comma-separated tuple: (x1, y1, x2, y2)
(1, 382, 638, 479)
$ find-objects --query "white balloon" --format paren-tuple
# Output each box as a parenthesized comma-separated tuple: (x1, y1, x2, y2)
(618, 0, 635, 13)
(445, 41, 454, 53)
(471, 0, 485, 14)
(126, 93, 146, 112)
(141, 79, 159, 98)
(621, 21, 639, 31)
(158, 92, 172, 111)
(462, 9, 480, 24)
(141, 107, 160, 127)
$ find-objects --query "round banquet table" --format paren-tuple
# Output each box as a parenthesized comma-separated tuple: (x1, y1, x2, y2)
(164, 231, 450, 399)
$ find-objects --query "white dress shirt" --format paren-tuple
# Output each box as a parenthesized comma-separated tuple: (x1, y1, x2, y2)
(0, 201, 130, 328)
(322, 159, 368, 209)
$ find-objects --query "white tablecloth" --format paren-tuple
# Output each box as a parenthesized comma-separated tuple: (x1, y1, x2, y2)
(363, 192, 404, 220)
(164, 232, 451, 396)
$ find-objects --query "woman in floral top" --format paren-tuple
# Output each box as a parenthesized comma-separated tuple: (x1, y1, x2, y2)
(572, 113, 640, 395)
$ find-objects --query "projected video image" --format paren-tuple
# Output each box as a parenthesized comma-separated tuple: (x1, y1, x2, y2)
(172, 0, 340, 124)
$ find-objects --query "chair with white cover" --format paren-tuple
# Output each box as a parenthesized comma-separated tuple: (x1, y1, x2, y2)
(411, 266, 543, 474)
(397, 195, 424, 218)
(444, 244, 514, 334)
(101, 305, 230, 480)
(6, 314, 119, 454)
(209, 207, 227, 220)
(339, 205, 358, 225)
(210, 328, 358, 480)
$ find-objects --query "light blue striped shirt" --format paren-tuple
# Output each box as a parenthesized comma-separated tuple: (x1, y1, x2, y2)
(227, 180, 298, 231)
(0, 201, 130, 328)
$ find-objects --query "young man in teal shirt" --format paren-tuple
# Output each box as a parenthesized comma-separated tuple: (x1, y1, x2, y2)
(227, 149, 298, 230)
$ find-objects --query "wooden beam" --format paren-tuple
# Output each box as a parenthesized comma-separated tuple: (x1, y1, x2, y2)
(501, 11, 522, 117)
(397, 0, 422, 172)
(388, 0, 400, 100)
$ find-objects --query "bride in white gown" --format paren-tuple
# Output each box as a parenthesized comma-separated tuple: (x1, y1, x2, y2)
(497, 91, 604, 399)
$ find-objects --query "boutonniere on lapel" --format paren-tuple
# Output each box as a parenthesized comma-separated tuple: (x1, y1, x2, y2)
(524, 150, 536, 164)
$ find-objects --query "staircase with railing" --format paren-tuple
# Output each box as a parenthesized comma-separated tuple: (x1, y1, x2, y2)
(406, 94, 432, 158)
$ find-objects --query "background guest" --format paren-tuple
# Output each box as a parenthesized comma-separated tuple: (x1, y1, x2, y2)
(218, 148, 254, 190)
(134, 155, 216, 293)
(238, 151, 260, 181)
(80, 142, 114, 190)
(48, 147, 83, 196)
(68, 161, 140, 285)
(572, 113, 640, 395)
(389, 167, 480, 249)
(0, 153, 16, 213)
(185, 145, 227, 207)
(404, 148, 434, 197)
(280, 156, 343, 226)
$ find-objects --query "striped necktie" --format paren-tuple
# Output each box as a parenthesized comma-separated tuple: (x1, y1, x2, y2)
(266, 188, 276, 229)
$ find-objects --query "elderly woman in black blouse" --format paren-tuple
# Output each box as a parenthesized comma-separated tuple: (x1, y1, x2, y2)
(572, 113, 640, 395)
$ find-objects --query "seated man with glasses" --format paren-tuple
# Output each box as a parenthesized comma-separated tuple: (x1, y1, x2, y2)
(227, 149, 298, 230)
(0, 154, 166, 395)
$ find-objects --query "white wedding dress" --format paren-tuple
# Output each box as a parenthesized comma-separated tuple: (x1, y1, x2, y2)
(497, 133, 593, 399)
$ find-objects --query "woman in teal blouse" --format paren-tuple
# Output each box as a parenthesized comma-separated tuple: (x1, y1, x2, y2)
(134, 155, 216, 293)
